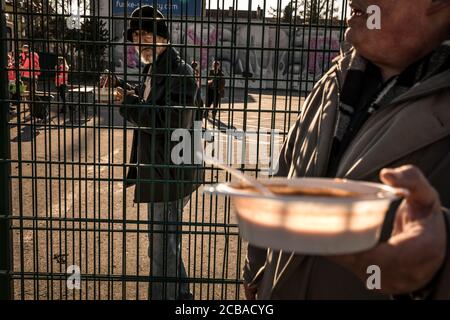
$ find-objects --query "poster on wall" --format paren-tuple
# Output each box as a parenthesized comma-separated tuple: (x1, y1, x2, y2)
(110, 0, 340, 90)
(112, 22, 340, 90)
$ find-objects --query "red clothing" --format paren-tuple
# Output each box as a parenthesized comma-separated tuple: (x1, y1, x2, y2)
(19, 52, 41, 78)
(7, 60, 15, 81)
(55, 64, 69, 86)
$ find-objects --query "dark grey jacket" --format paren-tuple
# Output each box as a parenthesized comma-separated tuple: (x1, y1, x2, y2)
(244, 48, 450, 300)
(119, 47, 203, 203)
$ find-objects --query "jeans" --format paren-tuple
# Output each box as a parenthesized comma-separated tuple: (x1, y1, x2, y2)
(147, 197, 190, 300)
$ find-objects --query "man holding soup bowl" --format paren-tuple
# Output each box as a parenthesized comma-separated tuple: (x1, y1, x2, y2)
(244, 0, 450, 299)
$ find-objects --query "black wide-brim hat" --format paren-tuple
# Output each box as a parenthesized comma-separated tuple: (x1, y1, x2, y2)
(126, 5, 170, 42)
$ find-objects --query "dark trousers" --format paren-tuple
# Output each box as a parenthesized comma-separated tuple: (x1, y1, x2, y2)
(57, 84, 67, 113)
(205, 88, 220, 119)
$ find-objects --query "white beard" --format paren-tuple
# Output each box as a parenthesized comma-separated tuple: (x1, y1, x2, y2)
(140, 54, 153, 65)
(137, 48, 154, 65)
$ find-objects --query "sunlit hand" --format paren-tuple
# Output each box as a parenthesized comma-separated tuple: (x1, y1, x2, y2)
(329, 165, 446, 295)
(100, 71, 119, 88)
(114, 87, 124, 104)
(114, 87, 137, 105)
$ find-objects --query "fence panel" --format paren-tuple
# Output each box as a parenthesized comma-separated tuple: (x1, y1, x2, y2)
(1, 0, 348, 300)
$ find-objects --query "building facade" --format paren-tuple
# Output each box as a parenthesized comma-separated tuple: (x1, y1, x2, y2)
(4, 0, 27, 53)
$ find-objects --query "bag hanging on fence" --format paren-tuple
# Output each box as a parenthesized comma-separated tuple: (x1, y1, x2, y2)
(9, 80, 26, 95)
(99, 82, 114, 103)
(99, 70, 119, 103)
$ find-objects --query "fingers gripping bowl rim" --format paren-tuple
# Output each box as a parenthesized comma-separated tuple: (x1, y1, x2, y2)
(204, 178, 407, 255)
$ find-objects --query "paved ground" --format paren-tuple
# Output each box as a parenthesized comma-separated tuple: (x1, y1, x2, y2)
(8, 87, 302, 300)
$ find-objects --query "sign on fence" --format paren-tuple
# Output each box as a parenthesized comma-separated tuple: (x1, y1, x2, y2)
(112, 0, 203, 17)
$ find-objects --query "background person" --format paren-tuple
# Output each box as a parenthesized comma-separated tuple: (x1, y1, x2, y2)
(7, 52, 19, 115)
(7, 52, 15, 82)
(205, 60, 225, 120)
(102, 5, 202, 300)
(55, 56, 70, 114)
(191, 60, 201, 88)
(191, 60, 204, 117)
(19, 44, 40, 96)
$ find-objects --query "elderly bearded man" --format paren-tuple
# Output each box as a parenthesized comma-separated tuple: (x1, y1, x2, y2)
(244, 0, 450, 300)
(105, 6, 202, 300)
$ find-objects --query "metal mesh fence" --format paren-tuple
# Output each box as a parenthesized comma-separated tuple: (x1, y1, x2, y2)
(1, 0, 348, 300)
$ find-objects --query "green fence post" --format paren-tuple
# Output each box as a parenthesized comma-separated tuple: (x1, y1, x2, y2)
(0, 0, 12, 300)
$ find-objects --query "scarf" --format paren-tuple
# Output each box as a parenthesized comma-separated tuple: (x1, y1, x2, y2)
(326, 39, 450, 177)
